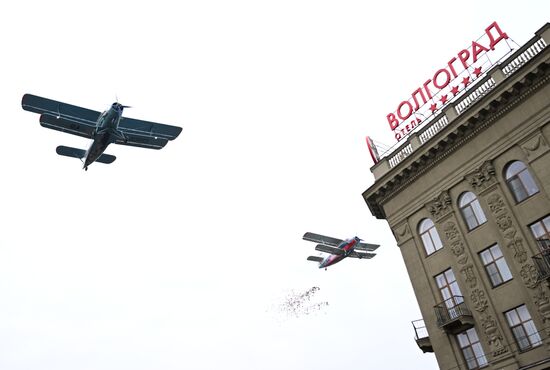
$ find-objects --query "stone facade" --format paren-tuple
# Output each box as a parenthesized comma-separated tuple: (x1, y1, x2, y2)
(363, 24, 550, 370)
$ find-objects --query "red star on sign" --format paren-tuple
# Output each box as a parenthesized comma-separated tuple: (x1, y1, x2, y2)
(440, 94, 448, 104)
(462, 76, 470, 86)
(451, 85, 459, 96)
(473, 66, 482, 77)
(430, 103, 437, 113)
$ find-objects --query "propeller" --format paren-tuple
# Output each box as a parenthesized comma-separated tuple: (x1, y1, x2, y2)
(114, 95, 132, 110)
(112, 102, 131, 112)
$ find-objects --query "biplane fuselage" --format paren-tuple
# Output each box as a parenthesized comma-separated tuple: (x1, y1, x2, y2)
(318, 237, 360, 269)
(83, 103, 125, 170)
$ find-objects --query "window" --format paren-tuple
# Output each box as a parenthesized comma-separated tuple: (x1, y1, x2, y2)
(457, 328, 488, 369)
(459, 192, 487, 231)
(505, 305, 542, 351)
(435, 269, 463, 318)
(505, 161, 539, 203)
(419, 219, 443, 255)
(529, 215, 550, 251)
(479, 244, 512, 287)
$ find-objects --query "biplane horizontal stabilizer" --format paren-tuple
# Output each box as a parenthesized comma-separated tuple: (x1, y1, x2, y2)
(307, 256, 324, 262)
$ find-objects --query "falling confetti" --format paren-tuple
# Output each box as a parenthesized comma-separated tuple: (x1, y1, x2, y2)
(273, 286, 329, 319)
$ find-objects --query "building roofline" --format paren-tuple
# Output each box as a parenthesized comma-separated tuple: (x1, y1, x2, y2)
(363, 28, 550, 219)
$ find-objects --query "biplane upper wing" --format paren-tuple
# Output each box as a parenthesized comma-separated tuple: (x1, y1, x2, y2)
(348, 251, 376, 259)
(118, 117, 182, 141)
(22, 94, 101, 125)
(303, 232, 342, 247)
(355, 242, 380, 252)
(315, 244, 345, 256)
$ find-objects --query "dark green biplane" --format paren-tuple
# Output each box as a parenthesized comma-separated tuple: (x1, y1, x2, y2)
(22, 94, 182, 170)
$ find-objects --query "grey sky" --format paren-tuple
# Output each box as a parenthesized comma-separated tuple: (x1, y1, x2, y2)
(0, 1, 548, 369)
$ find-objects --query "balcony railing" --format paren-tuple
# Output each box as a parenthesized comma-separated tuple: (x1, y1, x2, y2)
(412, 319, 433, 353)
(434, 296, 474, 334)
(537, 238, 550, 251)
(532, 239, 550, 281)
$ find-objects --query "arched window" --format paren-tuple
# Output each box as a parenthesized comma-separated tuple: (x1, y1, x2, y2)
(459, 192, 487, 231)
(505, 161, 539, 203)
(419, 218, 443, 255)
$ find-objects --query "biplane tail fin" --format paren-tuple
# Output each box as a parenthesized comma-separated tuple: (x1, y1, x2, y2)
(56, 146, 116, 164)
(307, 256, 324, 263)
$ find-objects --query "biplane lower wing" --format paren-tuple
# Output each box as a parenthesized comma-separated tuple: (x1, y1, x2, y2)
(22, 94, 100, 125)
(303, 232, 342, 247)
(348, 251, 376, 259)
(40, 114, 96, 139)
(315, 244, 345, 255)
(115, 133, 169, 150)
(119, 117, 182, 141)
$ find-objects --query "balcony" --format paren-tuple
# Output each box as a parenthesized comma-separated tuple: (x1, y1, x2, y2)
(412, 319, 433, 353)
(532, 239, 550, 281)
(434, 296, 474, 334)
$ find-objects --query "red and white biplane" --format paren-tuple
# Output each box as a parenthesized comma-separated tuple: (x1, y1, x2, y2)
(303, 232, 379, 269)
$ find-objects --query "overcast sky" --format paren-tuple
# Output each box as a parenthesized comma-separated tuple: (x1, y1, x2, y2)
(0, 1, 548, 369)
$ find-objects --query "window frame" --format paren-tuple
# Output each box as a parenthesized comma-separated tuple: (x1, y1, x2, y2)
(505, 161, 539, 203)
(529, 215, 550, 251)
(458, 192, 487, 231)
(479, 244, 513, 288)
(505, 304, 542, 352)
(435, 268, 463, 307)
(418, 218, 443, 256)
(456, 328, 489, 370)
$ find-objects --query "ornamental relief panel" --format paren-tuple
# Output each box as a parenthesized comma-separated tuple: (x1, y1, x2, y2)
(520, 264, 539, 289)
(534, 285, 550, 336)
(506, 234, 528, 264)
(520, 132, 550, 162)
(441, 221, 472, 270)
(461, 264, 477, 288)
(481, 312, 507, 357)
(485, 191, 550, 333)
(495, 213, 513, 231)
(440, 219, 507, 356)
(425, 191, 453, 222)
(486, 192, 537, 280)
(392, 221, 412, 245)
(450, 240, 465, 257)
(465, 161, 498, 194)
(471, 288, 489, 312)
(443, 221, 460, 241)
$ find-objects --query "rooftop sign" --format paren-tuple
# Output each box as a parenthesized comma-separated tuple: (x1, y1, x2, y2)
(385, 22, 511, 142)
